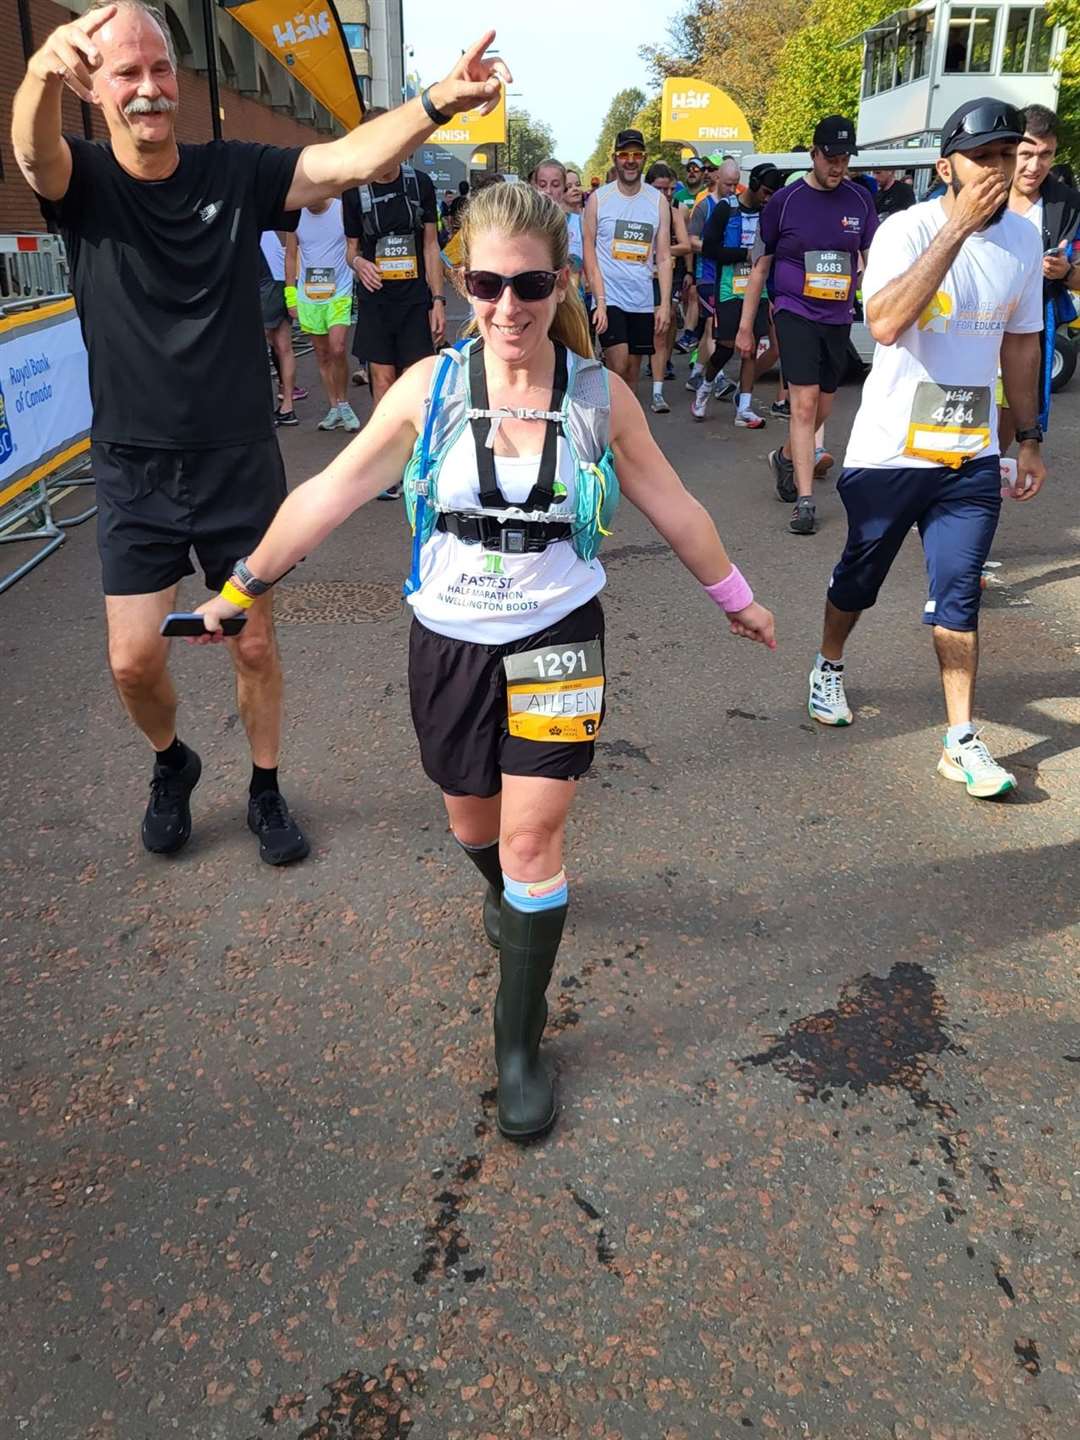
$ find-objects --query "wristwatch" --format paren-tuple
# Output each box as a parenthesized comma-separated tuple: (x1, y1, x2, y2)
(1015, 425, 1044, 444)
(233, 556, 272, 596)
(431, 295, 446, 305)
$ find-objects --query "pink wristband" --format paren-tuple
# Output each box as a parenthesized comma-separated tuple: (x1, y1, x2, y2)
(704, 565, 753, 614)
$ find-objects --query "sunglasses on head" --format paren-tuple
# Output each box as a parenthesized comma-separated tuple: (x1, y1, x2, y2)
(464, 269, 559, 302)
(616, 149, 645, 162)
(944, 104, 1025, 150)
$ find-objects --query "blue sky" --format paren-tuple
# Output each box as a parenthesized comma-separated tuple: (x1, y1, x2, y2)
(404, 0, 686, 164)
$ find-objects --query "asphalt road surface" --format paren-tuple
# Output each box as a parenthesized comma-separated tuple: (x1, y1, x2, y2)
(1, 339, 1078, 1440)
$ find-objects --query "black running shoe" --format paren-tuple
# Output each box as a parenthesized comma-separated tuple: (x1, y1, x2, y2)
(247, 790, 310, 865)
(789, 497, 817, 535)
(770, 399, 791, 418)
(769, 447, 797, 503)
(274, 407, 299, 427)
(142, 744, 202, 855)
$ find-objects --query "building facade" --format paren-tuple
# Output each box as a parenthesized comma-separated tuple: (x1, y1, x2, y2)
(856, 0, 1064, 147)
(338, 0, 404, 111)
(1, 0, 334, 235)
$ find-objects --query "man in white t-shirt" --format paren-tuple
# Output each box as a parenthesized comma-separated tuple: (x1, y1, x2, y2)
(807, 99, 1046, 800)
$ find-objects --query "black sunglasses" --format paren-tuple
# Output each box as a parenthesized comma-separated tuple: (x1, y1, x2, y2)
(944, 104, 1025, 150)
(464, 269, 559, 303)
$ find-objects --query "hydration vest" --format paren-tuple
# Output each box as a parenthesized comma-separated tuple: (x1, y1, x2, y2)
(401, 338, 620, 595)
(355, 165, 424, 240)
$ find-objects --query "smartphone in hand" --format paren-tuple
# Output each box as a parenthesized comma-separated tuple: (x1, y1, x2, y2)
(160, 612, 247, 637)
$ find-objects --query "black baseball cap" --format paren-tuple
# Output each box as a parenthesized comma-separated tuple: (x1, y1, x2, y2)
(940, 98, 1025, 157)
(812, 115, 858, 157)
(614, 129, 646, 153)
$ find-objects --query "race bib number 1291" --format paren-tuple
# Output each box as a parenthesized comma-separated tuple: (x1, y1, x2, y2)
(503, 639, 604, 742)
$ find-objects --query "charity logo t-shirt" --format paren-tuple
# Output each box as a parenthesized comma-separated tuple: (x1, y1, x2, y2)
(758, 177, 878, 325)
(844, 200, 1043, 469)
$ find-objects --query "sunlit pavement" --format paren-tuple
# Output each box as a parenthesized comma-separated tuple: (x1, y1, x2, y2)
(1, 340, 1077, 1439)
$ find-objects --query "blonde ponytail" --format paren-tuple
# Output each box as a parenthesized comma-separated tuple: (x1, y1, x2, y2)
(458, 182, 594, 360)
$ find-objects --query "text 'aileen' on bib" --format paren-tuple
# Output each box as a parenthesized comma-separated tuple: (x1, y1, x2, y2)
(803, 250, 852, 301)
(303, 266, 337, 302)
(503, 640, 604, 743)
(904, 382, 992, 467)
(612, 219, 654, 265)
(375, 233, 418, 281)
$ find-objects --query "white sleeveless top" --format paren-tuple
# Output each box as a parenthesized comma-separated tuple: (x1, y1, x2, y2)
(295, 200, 352, 303)
(594, 181, 663, 314)
(407, 429, 606, 645)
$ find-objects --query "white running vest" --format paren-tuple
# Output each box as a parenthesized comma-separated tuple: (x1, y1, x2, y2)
(408, 430, 606, 645)
(593, 181, 663, 314)
(295, 200, 352, 304)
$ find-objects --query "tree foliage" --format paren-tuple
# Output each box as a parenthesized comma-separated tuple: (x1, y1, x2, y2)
(1047, 0, 1080, 161)
(641, 0, 810, 137)
(584, 87, 647, 182)
(506, 107, 557, 181)
(757, 0, 889, 149)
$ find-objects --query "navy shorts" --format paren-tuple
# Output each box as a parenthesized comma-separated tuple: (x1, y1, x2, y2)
(828, 455, 1002, 633)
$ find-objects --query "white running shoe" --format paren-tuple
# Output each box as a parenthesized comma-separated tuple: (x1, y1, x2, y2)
(650, 394, 671, 414)
(317, 405, 342, 431)
(691, 387, 710, 421)
(734, 407, 766, 429)
(338, 401, 361, 432)
(808, 664, 853, 726)
(937, 731, 1016, 799)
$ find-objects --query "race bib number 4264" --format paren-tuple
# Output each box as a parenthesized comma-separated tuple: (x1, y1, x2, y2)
(503, 639, 604, 743)
(905, 382, 992, 467)
(612, 219, 654, 265)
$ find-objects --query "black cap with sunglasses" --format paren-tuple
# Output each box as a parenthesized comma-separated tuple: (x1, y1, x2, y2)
(940, 98, 1026, 158)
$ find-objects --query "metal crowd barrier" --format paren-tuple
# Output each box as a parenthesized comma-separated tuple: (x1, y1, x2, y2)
(0, 233, 69, 302)
(0, 291, 95, 595)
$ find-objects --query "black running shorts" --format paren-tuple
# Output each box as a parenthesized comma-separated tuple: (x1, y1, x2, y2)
(715, 296, 769, 344)
(773, 309, 850, 394)
(408, 597, 606, 798)
(260, 278, 289, 330)
(597, 305, 655, 355)
(352, 299, 435, 369)
(93, 437, 287, 596)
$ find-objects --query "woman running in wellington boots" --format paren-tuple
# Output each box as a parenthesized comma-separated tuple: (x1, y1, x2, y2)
(194, 183, 777, 1141)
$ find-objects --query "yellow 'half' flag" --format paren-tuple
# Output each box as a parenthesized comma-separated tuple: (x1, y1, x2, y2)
(222, 0, 363, 130)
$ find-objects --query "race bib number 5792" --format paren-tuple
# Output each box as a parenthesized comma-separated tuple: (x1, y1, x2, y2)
(503, 640, 604, 743)
(612, 220, 654, 265)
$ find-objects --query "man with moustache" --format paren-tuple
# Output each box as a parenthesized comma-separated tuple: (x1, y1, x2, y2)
(583, 127, 672, 386)
(806, 100, 1045, 801)
(736, 115, 877, 534)
(10, 0, 507, 863)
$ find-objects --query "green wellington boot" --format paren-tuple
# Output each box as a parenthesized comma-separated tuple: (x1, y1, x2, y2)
(494, 898, 567, 1140)
(457, 838, 503, 949)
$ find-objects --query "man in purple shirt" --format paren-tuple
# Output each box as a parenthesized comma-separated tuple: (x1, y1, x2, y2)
(737, 116, 878, 534)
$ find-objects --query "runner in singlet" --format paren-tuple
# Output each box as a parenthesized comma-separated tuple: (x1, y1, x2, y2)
(645, 162, 690, 413)
(286, 198, 361, 431)
(583, 128, 671, 386)
(195, 182, 775, 1142)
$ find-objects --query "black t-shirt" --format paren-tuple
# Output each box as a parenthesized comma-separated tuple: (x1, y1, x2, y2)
(45, 137, 301, 448)
(342, 167, 437, 309)
(875, 179, 916, 219)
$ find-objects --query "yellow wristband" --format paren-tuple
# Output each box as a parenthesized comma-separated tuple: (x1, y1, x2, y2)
(221, 579, 256, 611)
(284, 285, 298, 306)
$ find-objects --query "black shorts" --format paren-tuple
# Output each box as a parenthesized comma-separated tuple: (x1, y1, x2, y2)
(598, 305, 655, 355)
(93, 437, 287, 596)
(352, 299, 435, 369)
(715, 296, 769, 343)
(408, 597, 606, 798)
(260, 278, 288, 330)
(773, 309, 850, 393)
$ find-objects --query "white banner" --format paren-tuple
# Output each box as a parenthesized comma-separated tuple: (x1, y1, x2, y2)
(0, 299, 92, 508)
